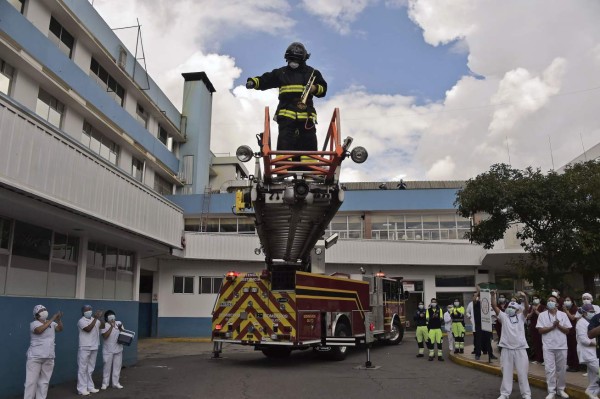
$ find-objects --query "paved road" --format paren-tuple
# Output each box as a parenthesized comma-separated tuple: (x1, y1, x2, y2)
(22, 339, 546, 399)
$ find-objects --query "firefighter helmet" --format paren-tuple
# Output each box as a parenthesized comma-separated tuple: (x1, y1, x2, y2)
(284, 42, 310, 62)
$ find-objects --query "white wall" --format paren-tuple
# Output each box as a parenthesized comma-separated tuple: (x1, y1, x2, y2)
(25, 0, 50, 34)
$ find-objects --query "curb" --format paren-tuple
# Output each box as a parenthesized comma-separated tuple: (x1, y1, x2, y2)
(140, 337, 212, 343)
(448, 353, 589, 399)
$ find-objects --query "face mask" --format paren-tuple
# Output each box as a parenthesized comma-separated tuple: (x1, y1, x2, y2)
(84, 311, 93, 319)
(288, 61, 299, 69)
(564, 301, 572, 308)
(418, 305, 424, 310)
(38, 311, 48, 321)
(547, 301, 556, 310)
(586, 313, 596, 321)
(551, 291, 558, 297)
(506, 308, 517, 317)
(107, 315, 116, 322)
(498, 298, 506, 303)
(533, 299, 540, 305)
(583, 299, 592, 305)
(454, 302, 459, 307)
(431, 303, 437, 307)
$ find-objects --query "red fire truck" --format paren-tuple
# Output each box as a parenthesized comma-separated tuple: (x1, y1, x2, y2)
(211, 269, 406, 359)
(211, 108, 405, 359)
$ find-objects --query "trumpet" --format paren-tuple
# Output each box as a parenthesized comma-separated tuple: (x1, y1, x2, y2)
(297, 71, 316, 110)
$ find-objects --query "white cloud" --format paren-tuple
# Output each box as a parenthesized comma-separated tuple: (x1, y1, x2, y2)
(300, 0, 375, 35)
(426, 156, 456, 180)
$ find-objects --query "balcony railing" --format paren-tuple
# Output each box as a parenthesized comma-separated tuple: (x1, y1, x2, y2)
(0, 95, 183, 248)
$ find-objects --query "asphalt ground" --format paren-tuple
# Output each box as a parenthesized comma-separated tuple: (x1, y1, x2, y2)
(13, 333, 550, 399)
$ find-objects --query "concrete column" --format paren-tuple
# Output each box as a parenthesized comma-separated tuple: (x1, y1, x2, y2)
(75, 236, 88, 299)
(132, 252, 141, 301)
(180, 72, 215, 194)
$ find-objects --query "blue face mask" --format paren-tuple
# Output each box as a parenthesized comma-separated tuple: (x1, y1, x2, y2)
(547, 302, 556, 310)
(84, 311, 93, 319)
(506, 308, 517, 317)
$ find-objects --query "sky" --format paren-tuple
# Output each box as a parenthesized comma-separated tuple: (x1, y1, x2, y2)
(92, 0, 600, 183)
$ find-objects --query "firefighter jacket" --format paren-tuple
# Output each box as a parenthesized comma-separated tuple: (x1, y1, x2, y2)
(413, 309, 427, 327)
(426, 307, 443, 329)
(248, 64, 327, 122)
(451, 306, 465, 323)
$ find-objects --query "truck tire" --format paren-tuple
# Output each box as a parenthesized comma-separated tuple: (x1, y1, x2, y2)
(261, 347, 291, 358)
(330, 323, 351, 361)
(386, 319, 404, 345)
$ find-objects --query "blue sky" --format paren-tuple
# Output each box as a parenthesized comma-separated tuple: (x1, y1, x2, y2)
(96, 0, 600, 182)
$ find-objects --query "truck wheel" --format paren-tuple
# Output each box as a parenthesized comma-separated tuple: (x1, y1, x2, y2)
(387, 319, 404, 345)
(261, 347, 291, 358)
(330, 323, 351, 361)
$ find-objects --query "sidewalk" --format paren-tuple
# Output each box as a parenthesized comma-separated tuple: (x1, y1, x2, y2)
(450, 343, 591, 399)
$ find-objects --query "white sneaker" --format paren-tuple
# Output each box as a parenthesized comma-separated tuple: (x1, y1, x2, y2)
(545, 394, 555, 399)
(557, 391, 569, 399)
(585, 389, 599, 399)
(78, 392, 90, 396)
(88, 388, 99, 394)
(113, 384, 124, 389)
(100, 385, 108, 390)
(497, 395, 509, 399)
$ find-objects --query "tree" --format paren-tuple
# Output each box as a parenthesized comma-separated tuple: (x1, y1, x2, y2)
(454, 161, 600, 293)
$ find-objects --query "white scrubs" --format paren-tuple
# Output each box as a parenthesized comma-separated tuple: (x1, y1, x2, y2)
(444, 311, 454, 351)
(576, 317, 600, 395)
(101, 321, 124, 387)
(24, 320, 57, 399)
(77, 317, 100, 394)
(536, 310, 571, 395)
(497, 312, 531, 399)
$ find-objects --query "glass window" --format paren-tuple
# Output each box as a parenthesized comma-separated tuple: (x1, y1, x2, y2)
(87, 242, 105, 268)
(12, 221, 51, 260)
(0, 58, 15, 95)
(0, 217, 10, 250)
(435, 275, 475, 287)
(200, 277, 222, 294)
(52, 233, 78, 263)
(81, 121, 118, 165)
(117, 250, 133, 272)
(158, 124, 173, 151)
(89, 58, 125, 106)
(154, 174, 172, 195)
(136, 104, 148, 128)
(184, 218, 201, 232)
(7, 221, 51, 296)
(237, 218, 256, 234)
(48, 16, 74, 58)
(36, 89, 64, 128)
(205, 218, 219, 232)
(132, 157, 144, 182)
(219, 219, 237, 233)
(173, 276, 194, 294)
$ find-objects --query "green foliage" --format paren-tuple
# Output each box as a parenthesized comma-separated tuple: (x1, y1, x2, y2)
(455, 160, 600, 291)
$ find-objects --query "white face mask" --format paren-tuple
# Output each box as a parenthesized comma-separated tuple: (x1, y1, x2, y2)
(583, 299, 592, 305)
(533, 299, 540, 305)
(586, 313, 596, 321)
(551, 291, 558, 297)
(38, 311, 48, 321)
(288, 61, 300, 69)
(564, 301, 572, 308)
(107, 315, 116, 322)
(454, 302, 459, 307)
(506, 308, 517, 317)
(84, 311, 93, 319)
(418, 305, 424, 310)
(498, 297, 506, 303)
(431, 303, 437, 307)
(547, 301, 557, 310)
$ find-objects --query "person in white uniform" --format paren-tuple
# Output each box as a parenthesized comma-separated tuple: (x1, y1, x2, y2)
(536, 294, 572, 399)
(576, 304, 599, 399)
(100, 310, 125, 390)
(77, 305, 104, 396)
(492, 291, 531, 399)
(24, 305, 63, 399)
(444, 304, 454, 352)
(575, 293, 600, 320)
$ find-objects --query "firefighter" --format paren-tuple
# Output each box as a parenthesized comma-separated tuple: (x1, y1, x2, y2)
(426, 298, 444, 361)
(414, 301, 428, 357)
(246, 42, 327, 157)
(451, 298, 466, 354)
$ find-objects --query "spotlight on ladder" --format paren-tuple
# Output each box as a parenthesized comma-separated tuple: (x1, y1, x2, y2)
(236, 145, 254, 162)
(350, 146, 368, 164)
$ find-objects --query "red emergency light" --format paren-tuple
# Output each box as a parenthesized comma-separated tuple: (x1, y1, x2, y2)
(215, 324, 222, 331)
(225, 271, 239, 281)
(375, 271, 386, 277)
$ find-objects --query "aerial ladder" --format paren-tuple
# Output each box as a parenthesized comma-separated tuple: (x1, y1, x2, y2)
(232, 107, 368, 272)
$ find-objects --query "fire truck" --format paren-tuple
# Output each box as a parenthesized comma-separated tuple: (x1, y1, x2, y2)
(211, 108, 407, 359)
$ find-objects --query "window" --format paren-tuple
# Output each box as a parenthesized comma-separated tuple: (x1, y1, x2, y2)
(81, 121, 118, 164)
(52, 233, 78, 263)
(89, 58, 125, 106)
(132, 157, 144, 182)
(154, 174, 173, 195)
(0, 217, 10, 250)
(173, 276, 194, 294)
(158, 124, 173, 151)
(8, 0, 24, 13)
(136, 104, 148, 128)
(200, 276, 222, 294)
(36, 89, 64, 128)
(117, 250, 133, 272)
(7, 221, 51, 296)
(435, 275, 475, 287)
(48, 16, 74, 58)
(0, 58, 15, 95)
